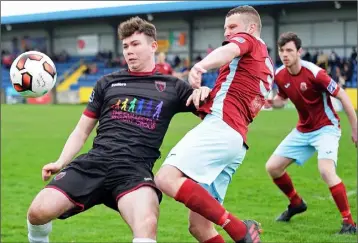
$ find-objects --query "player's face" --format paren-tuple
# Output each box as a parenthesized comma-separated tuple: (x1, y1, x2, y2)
(122, 32, 157, 71)
(224, 14, 254, 39)
(278, 41, 302, 67)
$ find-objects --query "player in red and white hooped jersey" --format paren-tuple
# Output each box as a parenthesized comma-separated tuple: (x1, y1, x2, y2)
(266, 32, 357, 234)
(155, 5, 274, 243)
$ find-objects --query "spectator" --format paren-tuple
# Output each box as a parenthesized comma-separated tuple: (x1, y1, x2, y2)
(84, 63, 98, 74)
(351, 47, 357, 61)
(175, 58, 190, 81)
(329, 50, 340, 67)
(317, 51, 328, 70)
(312, 49, 319, 64)
(1, 50, 14, 69)
(207, 44, 214, 55)
(173, 55, 181, 68)
(302, 50, 311, 62)
(342, 61, 353, 87)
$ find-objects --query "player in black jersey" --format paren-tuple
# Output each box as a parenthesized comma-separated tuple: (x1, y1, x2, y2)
(26, 17, 210, 243)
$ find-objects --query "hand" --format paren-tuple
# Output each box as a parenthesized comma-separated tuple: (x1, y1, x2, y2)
(352, 127, 357, 147)
(188, 64, 207, 89)
(42, 162, 63, 181)
(186, 86, 211, 109)
(264, 99, 273, 108)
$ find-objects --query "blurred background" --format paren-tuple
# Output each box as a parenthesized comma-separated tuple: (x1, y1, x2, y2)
(1, 2, 357, 243)
(1, 1, 357, 108)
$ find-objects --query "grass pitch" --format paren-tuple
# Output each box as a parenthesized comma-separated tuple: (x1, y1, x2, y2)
(1, 105, 356, 242)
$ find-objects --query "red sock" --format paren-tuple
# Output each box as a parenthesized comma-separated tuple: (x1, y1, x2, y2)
(203, 234, 225, 243)
(273, 172, 302, 207)
(330, 182, 355, 225)
(175, 179, 246, 241)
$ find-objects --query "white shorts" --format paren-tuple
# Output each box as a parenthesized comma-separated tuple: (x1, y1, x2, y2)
(273, 125, 341, 166)
(162, 114, 247, 203)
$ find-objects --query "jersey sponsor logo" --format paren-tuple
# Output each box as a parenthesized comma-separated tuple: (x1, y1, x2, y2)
(300, 82, 307, 92)
(111, 82, 127, 87)
(110, 97, 163, 130)
(284, 83, 290, 88)
(327, 79, 338, 94)
(221, 218, 231, 228)
(155, 81, 166, 92)
(54, 171, 66, 181)
(166, 153, 176, 158)
(89, 90, 95, 102)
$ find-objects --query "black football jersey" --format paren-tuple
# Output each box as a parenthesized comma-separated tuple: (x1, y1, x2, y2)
(83, 69, 196, 164)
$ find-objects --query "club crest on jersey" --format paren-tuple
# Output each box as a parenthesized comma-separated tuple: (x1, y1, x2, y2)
(155, 81, 166, 92)
(327, 79, 338, 94)
(54, 171, 66, 181)
(300, 82, 307, 92)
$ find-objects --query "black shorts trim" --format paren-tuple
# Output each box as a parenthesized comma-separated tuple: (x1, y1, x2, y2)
(45, 185, 85, 211)
(115, 182, 162, 203)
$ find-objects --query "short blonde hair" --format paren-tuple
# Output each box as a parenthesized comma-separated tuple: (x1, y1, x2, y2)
(227, 5, 262, 33)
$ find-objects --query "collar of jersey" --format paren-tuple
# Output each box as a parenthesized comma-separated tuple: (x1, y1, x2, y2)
(128, 67, 157, 76)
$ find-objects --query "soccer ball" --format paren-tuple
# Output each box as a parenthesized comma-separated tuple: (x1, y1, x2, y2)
(9, 51, 57, 98)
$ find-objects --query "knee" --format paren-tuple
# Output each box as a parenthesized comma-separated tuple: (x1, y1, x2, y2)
(154, 171, 165, 191)
(188, 223, 201, 237)
(319, 167, 329, 179)
(318, 160, 340, 185)
(27, 205, 52, 225)
(265, 160, 280, 176)
(155, 165, 185, 198)
(319, 167, 339, 184)
(154, 167, 172, 191)
(134, 214, 158, 236)
(188, 221, 213, 239)
(265, 157, 289, 178)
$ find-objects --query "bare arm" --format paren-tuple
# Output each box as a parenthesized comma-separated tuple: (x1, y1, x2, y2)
(55, 115, 98, 168)
(196, 43, 240, 71)
(312, 69, 356, 145)
(335, 88, 357, 133)
(189, 43, 241, 88)
(269, 95, 288, 109)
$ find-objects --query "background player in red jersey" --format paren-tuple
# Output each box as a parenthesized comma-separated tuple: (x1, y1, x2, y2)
(266, 32, 357, 234)
(155, 6, 274, 243)
(155, 52, 174, 75)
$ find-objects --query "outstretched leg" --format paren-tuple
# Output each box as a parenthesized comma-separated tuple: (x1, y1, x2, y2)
(27, 188, 75, 243)
(155, 165, 260, 243)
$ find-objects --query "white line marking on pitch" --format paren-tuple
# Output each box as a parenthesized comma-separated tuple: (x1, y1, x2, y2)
(312, 190, 357, 201)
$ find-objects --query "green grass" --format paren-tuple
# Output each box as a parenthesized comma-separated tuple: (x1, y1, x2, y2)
(1, 105, 357, 243)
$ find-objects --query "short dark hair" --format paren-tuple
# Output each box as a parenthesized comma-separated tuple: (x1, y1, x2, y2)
(277, 32, 302, 50)
(226, 5, 262, 32)
(118, 16, 157, 41)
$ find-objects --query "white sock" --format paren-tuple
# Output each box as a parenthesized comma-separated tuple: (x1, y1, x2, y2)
(132, 238, 156, 243)
(27, 219, 52, 243)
